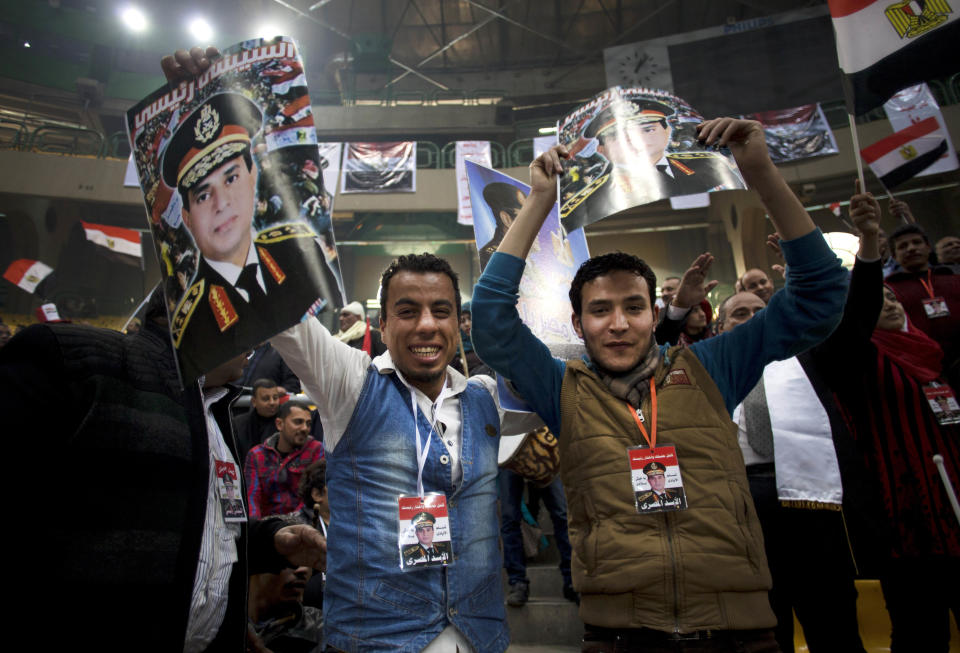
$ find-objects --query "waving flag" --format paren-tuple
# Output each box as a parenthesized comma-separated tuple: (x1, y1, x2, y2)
(860, 116, 948, 188)
(3, 259, 53, 294)
(830, 0, 960, 114)
(82, 222, 143, 261)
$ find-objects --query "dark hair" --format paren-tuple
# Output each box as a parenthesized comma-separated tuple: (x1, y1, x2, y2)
(298, 459, 327, 503)
(278, 399, 311, 420)
(178, 149, 254, 209)
(252, 377, 278, 392)
(482, 182, 524, 215)
(888, 223, 932, 255)
(569, 252, 657, 315)
(144, 285, 169, 326)
(379, 253, 461, 320)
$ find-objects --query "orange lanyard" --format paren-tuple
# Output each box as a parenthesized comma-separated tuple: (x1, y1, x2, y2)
(919, 269, 937, 299)
(626, 378, 658, 449)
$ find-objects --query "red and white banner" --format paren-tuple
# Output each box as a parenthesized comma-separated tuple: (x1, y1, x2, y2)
(829, 0, 960, 114)
(3, 259, 53, 294)
(82, 221, 143, 259)
(455, 141, 492, 225)
(884, 83, 958, 176)
(860, 116, 948, 189)
(742, 103, 839, 163)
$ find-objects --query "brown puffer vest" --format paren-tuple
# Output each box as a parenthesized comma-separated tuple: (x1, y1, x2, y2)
(559, 346, 775, 633)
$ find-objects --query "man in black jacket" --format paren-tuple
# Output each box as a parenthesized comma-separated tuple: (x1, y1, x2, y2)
(0, 290, 324, 652)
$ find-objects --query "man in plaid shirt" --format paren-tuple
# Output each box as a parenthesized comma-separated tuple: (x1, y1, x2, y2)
(245, 399, 324, 518)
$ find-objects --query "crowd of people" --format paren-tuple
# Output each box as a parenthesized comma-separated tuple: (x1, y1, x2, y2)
(1, 46, 958, 653)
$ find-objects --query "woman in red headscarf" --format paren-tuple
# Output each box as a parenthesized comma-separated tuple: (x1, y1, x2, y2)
(810, 188, 959, 652)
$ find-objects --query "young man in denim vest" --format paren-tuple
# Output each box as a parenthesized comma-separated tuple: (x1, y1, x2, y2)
(271, 254, 539, 652)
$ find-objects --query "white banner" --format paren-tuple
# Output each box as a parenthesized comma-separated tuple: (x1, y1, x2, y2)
(533, 135, 557, 158)
(317, 142, 343, 202)
(455, 141, 492, 225)
(884, 83, 958, 177)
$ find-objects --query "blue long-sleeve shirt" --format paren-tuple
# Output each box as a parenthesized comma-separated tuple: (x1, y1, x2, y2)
(471, 229, 847, 436)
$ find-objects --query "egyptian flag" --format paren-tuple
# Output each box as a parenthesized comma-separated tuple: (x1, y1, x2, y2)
(82, 221, 143, 265)
(830, 0, 960, 115)
(3, 259, 53, 294)
(860, 116, 948, 188)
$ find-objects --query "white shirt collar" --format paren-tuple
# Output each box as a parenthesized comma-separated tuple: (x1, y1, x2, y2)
(205, 230, 264, 300)
(371, 349, 468, 398)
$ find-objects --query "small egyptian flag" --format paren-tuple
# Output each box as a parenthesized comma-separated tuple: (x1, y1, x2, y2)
(860, 116, 947, 189)
(829, 202, 843, 218)
(82, 221, 143, 264)
(3, 259, 53, 294)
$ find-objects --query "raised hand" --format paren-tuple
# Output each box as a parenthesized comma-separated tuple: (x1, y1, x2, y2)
(160, 45, 220, 83)
(673, 253, 719, 308)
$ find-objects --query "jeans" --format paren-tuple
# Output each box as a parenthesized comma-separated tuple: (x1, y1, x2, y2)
(499, 468, 573, 587)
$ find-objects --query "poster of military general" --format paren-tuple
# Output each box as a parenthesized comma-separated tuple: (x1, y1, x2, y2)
(558, 86, 746, 231)
(126, 37, 345, 383)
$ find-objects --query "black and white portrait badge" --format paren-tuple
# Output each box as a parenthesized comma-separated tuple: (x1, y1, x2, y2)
(215, 460, 247, 523)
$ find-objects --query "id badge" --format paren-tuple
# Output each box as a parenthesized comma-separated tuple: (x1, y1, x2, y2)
(923, 382, 960, 426)
(922, 296, 950, 318)
(628, 445, 687, 513)
(215, 460, 247, 523)
(398, 492, 453, 571)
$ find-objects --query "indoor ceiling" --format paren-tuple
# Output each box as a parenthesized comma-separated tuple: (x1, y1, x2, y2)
(0, 0, 827, 131)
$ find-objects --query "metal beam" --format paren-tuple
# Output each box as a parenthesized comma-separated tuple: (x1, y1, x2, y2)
(462, 0, 584, 54)
(387, 1, 509, 87)
(269, 0, 351, 40)
(387, 57, 449, 90)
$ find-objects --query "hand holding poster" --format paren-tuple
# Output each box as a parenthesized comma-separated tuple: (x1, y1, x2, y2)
(558, 87, 746, 231)
(126, 37, 345, 383)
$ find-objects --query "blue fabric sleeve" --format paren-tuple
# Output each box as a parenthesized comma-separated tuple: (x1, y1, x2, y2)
(689, 228, 848, 415)
(471, 252, 567, 435)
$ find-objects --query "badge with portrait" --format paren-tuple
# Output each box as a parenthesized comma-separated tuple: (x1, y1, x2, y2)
(398, 493, 453, 571)
(628, 445, 687, 513)
(126, 36, 346, 385)
(215, 460, 247, 523)
(923, 382, 960, 426)
(922, 297, 950, 318)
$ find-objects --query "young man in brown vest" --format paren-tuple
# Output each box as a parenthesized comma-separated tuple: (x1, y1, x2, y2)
(472, 118, 848, 651)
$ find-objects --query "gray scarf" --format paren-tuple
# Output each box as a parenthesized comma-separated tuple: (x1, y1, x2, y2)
(594, 337, 661, 409)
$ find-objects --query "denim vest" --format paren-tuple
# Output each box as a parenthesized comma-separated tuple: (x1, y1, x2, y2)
(325, 368, 509, 653)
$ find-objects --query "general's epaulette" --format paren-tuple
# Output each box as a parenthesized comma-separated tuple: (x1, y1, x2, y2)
(172, 279, 204, 347)
(560, 173, 610, 218)
(255, 222, 315, 244)
(258, 245, 286, 284)
(208, 285, 239, 333)
(668, 157, 696, 176)
(636, 491, 653, 501)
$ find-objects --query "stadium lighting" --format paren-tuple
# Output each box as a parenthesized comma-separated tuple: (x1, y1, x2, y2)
(538, 126, 557, 135)
(22, 41, 30, 48)
(120, 6, 148, 33)
(188, 17, 214, 42)
(254, 23, 283, 40)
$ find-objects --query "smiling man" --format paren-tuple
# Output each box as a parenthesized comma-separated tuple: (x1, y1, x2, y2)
(244, 399, 323, 519)
(270, 253, 539, 652)
(161, 92, 341, 380)
(885, 223, 960, 388)
(473, 118, 848, 651)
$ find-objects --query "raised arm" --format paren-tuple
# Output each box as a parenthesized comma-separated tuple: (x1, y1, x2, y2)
(496, 145, 569, 259)
(698, 118, 815, 241)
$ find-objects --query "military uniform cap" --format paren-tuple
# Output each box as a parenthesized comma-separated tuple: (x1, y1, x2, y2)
(411, 511, 437, 528)
(643, 461, 667, 476)
(585, 99, 674, 140)
(162, 93, 263, 191)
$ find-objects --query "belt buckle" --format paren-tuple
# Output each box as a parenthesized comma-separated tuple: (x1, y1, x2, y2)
(669, 629, 714, 641)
